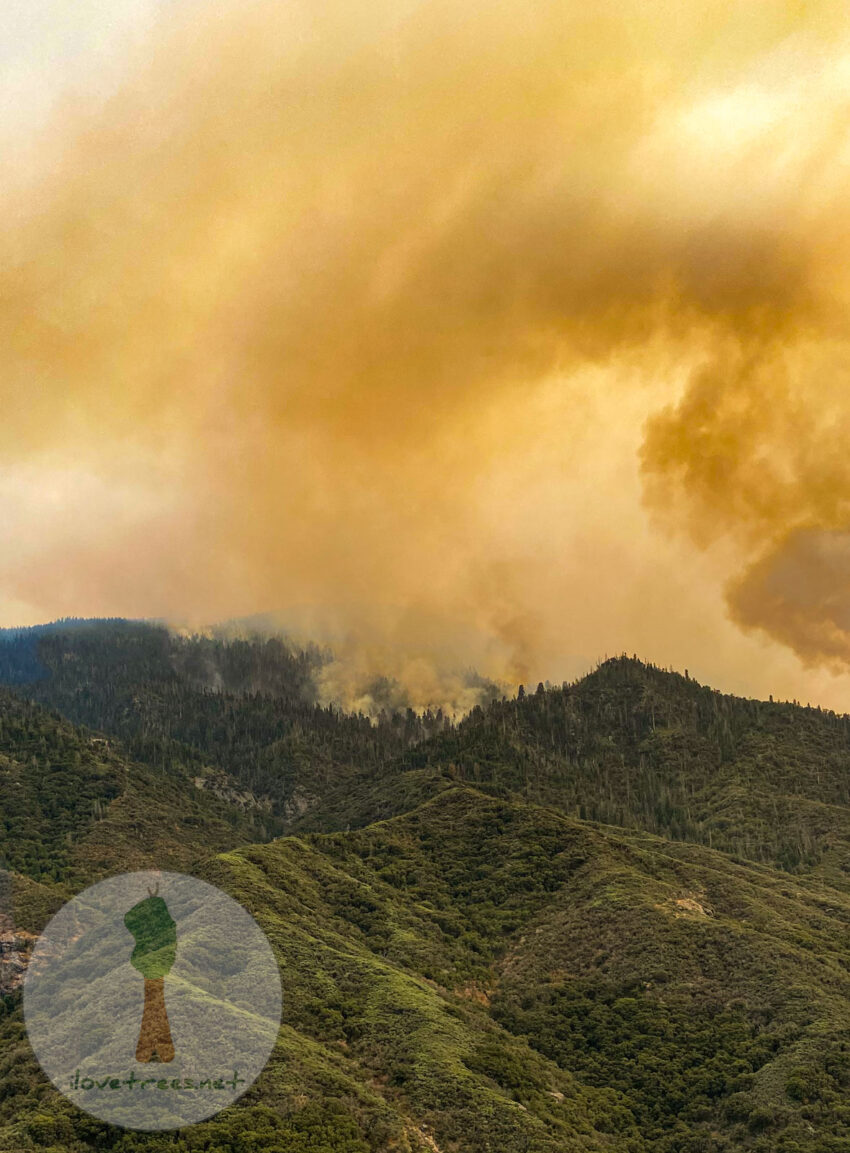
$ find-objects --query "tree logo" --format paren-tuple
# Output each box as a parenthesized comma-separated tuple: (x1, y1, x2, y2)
(23, 871, 282, 1130)
(124, 885, 177, 1063)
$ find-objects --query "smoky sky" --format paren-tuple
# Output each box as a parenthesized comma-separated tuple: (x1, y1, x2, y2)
(3, 0, 850, 709)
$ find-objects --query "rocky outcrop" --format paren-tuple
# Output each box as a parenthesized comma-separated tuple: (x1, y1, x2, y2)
(0, 928, 36, 994)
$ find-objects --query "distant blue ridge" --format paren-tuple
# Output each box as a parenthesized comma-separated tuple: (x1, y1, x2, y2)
(0, 617, 136, 685)
(0, 630, 47, 684)
(0, 622, 162, 682)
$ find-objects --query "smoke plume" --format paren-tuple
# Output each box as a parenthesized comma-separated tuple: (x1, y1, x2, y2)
(2, 1, 850, 707)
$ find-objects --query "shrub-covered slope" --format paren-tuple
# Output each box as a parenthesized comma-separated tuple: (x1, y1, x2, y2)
(0, 689, 258, 903)
(2, 788, 850, 1152)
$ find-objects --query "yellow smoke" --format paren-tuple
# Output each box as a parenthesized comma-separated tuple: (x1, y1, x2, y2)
(2, 0, 850, 706)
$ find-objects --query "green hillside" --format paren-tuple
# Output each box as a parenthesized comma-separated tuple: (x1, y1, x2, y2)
(3, 787, 850, 1151)
(1, 624, 850, 1151)
(0, 688, 259, 898)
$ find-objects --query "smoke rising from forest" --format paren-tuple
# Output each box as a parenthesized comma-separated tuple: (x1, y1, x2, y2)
(3, 1, 850, 709)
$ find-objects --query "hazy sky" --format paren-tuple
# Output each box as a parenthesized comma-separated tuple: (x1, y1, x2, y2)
(3, 0, 850, 711)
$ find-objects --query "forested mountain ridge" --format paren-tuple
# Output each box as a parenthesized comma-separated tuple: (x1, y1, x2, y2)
(3, 623, 850, 883)
(2, 622, 850, 1151)
(0, 621, 452, 833)
(414, 656, 850, 885)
